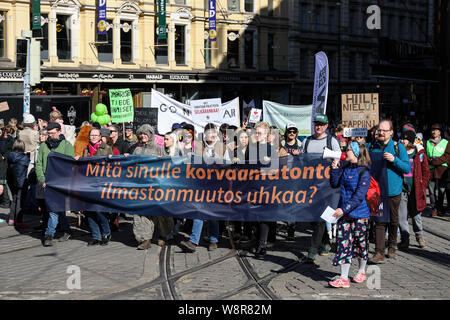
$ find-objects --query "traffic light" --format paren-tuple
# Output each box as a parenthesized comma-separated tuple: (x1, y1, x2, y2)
(16, 39, 28, 70)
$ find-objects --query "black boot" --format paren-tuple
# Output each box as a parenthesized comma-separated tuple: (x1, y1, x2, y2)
(253, 242, 267, 259)
(43, 235, 53, 247)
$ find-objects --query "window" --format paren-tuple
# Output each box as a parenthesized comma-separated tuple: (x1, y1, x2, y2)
(244, 0, 254, 13)
(268, 33, 274, 70)
(56, 14, 71, 60)
(228, 0, 239, 11)
(39, 14, 49, 60)
(244, 30, 254, 68)
(300, 50, 308, 78)
(0, 11, 5, 58)
(399, 16, 404, 39)
(175, 25, 186, 65)
(227, 31, 239, 68)
(120, 20, 132, 62)
(349, 9, 356, 34)
(301, 4, 309, 30)
(328, 7, 335, 33)
(204, 30, 212, 67)
(362, 53, 370, 78)
(155, 26, 168, 65)
(174, 0, 187, 4)
(268, 0, 274, 16)
(314, 6, 322, 32)
(98, 19, 113, 62)
(329, 51, 337, 79)
(348, 53, 356, 79)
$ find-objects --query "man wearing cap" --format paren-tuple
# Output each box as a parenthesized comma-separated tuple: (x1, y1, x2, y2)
(124, 123, 138, 146)
(426, 123, 449, 217)
(302, 113, 341, 264)
(18, 114, 40, 162)
(282, 123, 302, 156)
(35, 122, 75, 246)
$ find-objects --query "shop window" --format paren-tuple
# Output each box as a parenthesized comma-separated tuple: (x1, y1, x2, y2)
(267, 33, 274, 70)
(0, 11, 6, 58)
(244, 0, 254, 13)
(227, 31, 239, 68)
(56, 14, 71, 60)
(244, 30, 255, 69)
(120, 20, 132, 62)
(155, 26, 168, 65)
(98, 19, 113, 62)
(175, 25, 185, 65)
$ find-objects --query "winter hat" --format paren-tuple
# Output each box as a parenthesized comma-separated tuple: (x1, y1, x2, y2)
(402, 130, 415, 144)
(23, 113, 36, 124)
(136, 124, 155, 137)
(402, 123, 416, 133)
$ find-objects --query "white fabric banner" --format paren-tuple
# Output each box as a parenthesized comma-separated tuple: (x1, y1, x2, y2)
(152, 89, 240, 134)
(263, 100, 313, 136)
(311, 51, 329, 132)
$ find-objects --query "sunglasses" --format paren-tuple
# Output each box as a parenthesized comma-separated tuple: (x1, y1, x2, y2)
(287, 130, 297, 134)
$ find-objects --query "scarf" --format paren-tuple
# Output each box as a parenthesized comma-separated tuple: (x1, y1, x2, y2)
(88, 141, 102, 157)
(46, 138, 62, 150)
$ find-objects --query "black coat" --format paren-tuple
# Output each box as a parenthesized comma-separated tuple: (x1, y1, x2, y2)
(7, 152, 30, 191)
(113, 137, 130, 154)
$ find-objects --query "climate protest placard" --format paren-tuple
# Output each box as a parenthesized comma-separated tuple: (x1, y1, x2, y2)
(109, 88, 134, 123)
(263, 101, 312, 135)
(341, 93, 379, 129)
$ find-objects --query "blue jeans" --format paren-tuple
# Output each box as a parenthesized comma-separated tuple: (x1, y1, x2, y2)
(45, 212, 70, 237)
(86, 212, 111, 240)
(189, 219, 219, 245)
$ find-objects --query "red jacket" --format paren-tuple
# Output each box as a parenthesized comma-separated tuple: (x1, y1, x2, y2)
(411, 145, 431, 211)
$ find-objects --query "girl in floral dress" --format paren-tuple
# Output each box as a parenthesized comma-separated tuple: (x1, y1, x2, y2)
(329, 141, 372, 288)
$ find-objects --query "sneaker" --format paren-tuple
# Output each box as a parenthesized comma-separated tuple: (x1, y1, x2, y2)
(58, 232, 71, 242)
(101, 235, 111, 246)
(352, 271, 367, 283)
(329, 276, 350, 288)
(416, 235, 426, 248)
(386, 247, 397, 258)
(43, 235, 53, 247)
(431, 210, 438, 217)
(369, 252, 385, 264)
(180, 240, 197, 253)
(88, 239, 101, 246)
(137, 239, 151, 250)
(7, 219, 14, 226)
(208, 242, 218, 251)
(254, 246, 267, 259)
(327, 230, 333, 241)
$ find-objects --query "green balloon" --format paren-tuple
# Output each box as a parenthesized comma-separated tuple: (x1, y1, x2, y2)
(95, 103, 107, 116)
(104, 114, 111, 124)
(98, 114, 110, 125)
(90, 113, 98, 123)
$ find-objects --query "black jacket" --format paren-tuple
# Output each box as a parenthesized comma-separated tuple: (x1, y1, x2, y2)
(0, 137, 8, 184)
(7, 152, 30, 191)
(113, 137, 130, 154)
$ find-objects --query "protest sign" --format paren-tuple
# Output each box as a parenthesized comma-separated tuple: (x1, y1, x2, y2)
(45, 153, 344, 222)
(109, 89, 134, 123)
(248, 108, 262, 123)
(341, 93, 379, 129)
(0, 101, 9, 112)
(343, 127, 368, 138)
(154, 134, 164, 147)
(133, 108, 158, 132)
(191, 98, 221, 123)
(219, 97, 239, 127)
(263, 101, 312, 135)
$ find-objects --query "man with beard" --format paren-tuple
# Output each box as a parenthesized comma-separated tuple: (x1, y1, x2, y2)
(35, 122, 75, 246)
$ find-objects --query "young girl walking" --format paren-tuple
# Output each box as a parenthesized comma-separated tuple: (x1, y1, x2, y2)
(329, 141, 372, 288)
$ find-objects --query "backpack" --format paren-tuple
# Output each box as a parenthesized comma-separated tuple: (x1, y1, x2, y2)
(303, 134, 338, 153)
(358, 167, 381, 216)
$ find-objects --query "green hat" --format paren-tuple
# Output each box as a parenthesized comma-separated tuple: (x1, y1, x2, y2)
(314, 113, 328, 124)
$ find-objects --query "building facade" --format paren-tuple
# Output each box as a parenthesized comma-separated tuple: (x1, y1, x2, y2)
(0, 0, 293, 124)
(288, 0, 440, 128)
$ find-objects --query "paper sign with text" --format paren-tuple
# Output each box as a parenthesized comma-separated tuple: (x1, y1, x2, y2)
(109, 89, 134, 123)
(249, 108, 262, 123)
(341, 93, 379, 129)
(343, 127, 368, 137)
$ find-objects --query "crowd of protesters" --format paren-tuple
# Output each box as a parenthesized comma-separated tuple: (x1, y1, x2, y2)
(0, 107, 448, 289)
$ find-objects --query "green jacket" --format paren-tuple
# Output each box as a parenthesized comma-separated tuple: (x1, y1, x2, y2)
(35, 140, 75, 184)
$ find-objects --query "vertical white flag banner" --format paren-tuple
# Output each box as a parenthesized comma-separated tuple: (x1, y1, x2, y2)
(311, 51, 329, 133)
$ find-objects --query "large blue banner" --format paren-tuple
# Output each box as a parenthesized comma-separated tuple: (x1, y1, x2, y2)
(44, 153, 389, 222)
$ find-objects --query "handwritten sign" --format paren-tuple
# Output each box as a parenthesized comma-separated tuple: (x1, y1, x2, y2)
(343, 127, 368, 138)
(109, 89, 134, 123)
(248, 108, 262, 123)
(341, 93, 379, 129)
(133, 108, 158, 132)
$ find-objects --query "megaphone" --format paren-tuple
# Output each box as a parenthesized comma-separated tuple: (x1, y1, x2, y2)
(323, 147, 347, 161)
